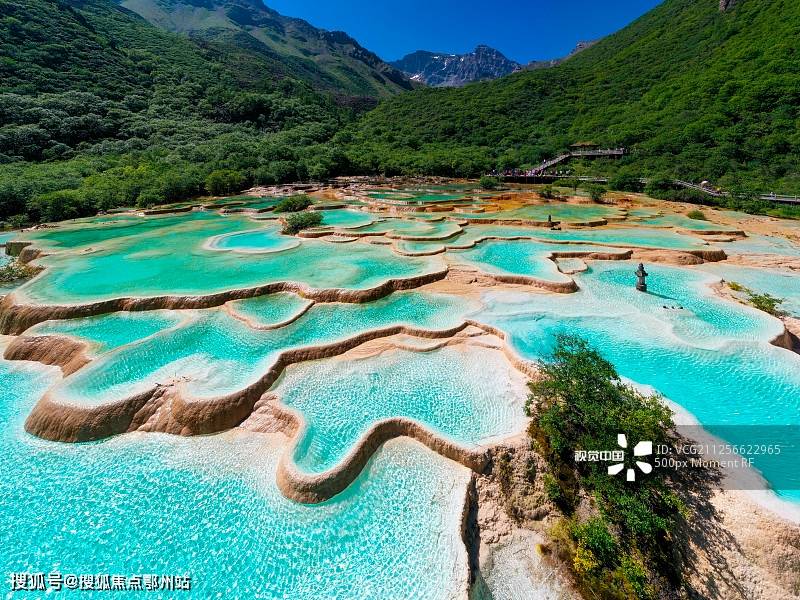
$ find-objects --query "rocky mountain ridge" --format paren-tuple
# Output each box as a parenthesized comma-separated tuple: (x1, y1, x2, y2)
(390, 45, 521, 87)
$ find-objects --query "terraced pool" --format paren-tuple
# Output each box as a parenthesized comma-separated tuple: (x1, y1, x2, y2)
(5, 202, 800, 597)
(274, 344, 528, 474)
(0, 352, 471, 598)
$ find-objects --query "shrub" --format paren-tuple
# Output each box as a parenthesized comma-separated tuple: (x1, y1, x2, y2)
(282, 211, 322, 234)
(479, 175, 500, 190)
(0, 260, 40, 284)
(609, 173, 644, 193)
(7, 214, 28, 229)
(136, 189, 162, 208)
(585, 184, 607, 202)
(275, 194, 312, 213)
(528, 335, 685, 595)
(539, 185, 558, 199)
(205, 169, 248, 196)
(572, 518, 618, 572)
(686, 209, 707, 221)
(727, 281, 745, 292)
(746, 292, 785, 316)
(728, 283, 787, 316)
(27, 189, 93, 222)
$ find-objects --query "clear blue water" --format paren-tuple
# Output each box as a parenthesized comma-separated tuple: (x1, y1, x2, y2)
(207, 225, 300, 253)
(50, 292, 478, 406)
(717, 234, 800, 258)
(18, 215, 444, 304)
(442, 225, 706, 250)
(29, 311, 185, 354)
(316, 209, 375, 229)
(699, 263, 800, 317)
(275, 345, 527, 474)
(350, 219, 462, 239)
(639, 214, 737, 231)
(452, 240, 625, 282)
(476, 262, 800, 500)
(227, 293, 313, 328)
(0, 355, 470, 599)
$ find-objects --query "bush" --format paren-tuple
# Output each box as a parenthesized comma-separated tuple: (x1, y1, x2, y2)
(746, 292, 785, 316)
(609, 173, 644, 193)
(572, 518, 619, 574)
(275, 194, 312, 213)
(136, 189, 162, 208)
(539, 185, 558, 199)
(479, 175, 500, 190)
(727, 281, 745, 292)
(7, 214, 28, 229)
(28, 189, 93, 222)
(282, 211, 322, 234)
(205, 169, 248, 196)
(585, 184, 607, 202)
(0, 260, 40, 284)
(686, 209, 707, 221)
(529, 335, 685, 595)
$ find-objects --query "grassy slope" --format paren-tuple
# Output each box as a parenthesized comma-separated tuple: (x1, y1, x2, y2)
(342, 0, 800, 191)
(118, 0, 414, 100)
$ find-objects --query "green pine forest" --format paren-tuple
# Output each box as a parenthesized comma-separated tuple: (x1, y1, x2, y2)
(1, 0, 799, 224)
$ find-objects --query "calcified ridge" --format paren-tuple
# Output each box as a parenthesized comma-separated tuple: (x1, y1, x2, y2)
(11, 318, 534, 504)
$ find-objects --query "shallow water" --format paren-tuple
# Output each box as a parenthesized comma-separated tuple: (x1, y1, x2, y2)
(274, 345, 528, 474)
(17, 214, 444, 304)
(29, 311, 185, 354)
(207, 224, 300, 253)
(457, 202, 623, 223)
(698, 263, 800, 316)
(50, 292, 478, 406)
(349, 218, 462, 239)
(444, 225, 706, 250)
(316, 209, 375, 229)
(476, 262, 800, 499)
(227, 292, 313, 328)
(639, 214, 736, 231)
(0, 355, 470, 599)
(451, 239, 625, 282)
(716, 234, 800, 258)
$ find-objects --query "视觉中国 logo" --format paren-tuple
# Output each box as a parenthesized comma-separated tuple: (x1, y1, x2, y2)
(574, 434, 653, 482)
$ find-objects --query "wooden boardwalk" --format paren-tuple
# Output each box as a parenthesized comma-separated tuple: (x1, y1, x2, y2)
(492, 148, 800, 205)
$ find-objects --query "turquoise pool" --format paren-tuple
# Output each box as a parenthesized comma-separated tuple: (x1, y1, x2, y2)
(227, 293, 313, 328)
(16, 214, 445, 304)
(456, 202, 624, 223)
(274, 345, 528, 474)
(206, 225, 300, 253)
(29, 311, 186, 354)
(451, 240, 627, 283)
(475, 262, 800, 500)
(48, 292, 478, 406)
(315, 209, 375, 229)
(698, 263, 800, 317)
(0, 353, 470, 599)
(639, 214, 737, 231)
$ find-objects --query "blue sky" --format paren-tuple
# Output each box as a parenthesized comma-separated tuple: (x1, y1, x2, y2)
(265, 0, 663, 63)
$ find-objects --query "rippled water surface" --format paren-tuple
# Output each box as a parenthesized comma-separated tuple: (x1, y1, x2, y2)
(0, 355, 470, 599)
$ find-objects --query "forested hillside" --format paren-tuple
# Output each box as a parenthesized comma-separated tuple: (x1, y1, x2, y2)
(118, 0, 413, 101)
(341, 0, 800, 192)
(0, 0, 351, 223)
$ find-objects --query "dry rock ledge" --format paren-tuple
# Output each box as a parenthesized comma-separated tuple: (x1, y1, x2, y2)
(17, 320, 535, 504)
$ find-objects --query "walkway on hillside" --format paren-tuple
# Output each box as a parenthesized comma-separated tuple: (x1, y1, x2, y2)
(491, 149, 800, 205)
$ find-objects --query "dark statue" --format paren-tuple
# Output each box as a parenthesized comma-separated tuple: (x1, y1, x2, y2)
(635, 263, 648, 292)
